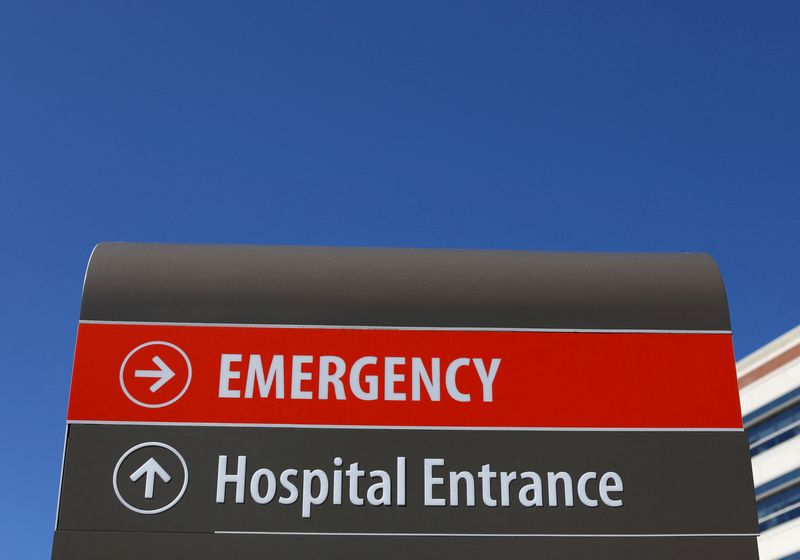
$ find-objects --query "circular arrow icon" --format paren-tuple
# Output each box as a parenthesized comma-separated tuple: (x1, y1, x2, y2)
(119, 341, 192, 408)
(113, 442, 188, 515)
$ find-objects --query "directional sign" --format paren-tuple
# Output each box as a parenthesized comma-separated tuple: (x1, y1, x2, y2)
(111, 441, 188, 515)
(119, 341, 191, 408)
(53, 243, 759, 559)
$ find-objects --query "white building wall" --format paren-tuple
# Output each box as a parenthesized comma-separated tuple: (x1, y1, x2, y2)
(739, 325, 800, 560)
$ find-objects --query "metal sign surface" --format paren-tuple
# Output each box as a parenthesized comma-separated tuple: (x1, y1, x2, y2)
(53, 243, 758, 559)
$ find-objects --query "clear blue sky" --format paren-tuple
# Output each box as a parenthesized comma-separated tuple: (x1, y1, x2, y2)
(1, 2, 798, 556)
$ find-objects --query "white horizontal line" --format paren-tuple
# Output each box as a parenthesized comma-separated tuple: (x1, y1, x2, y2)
(214, 531, 757, 538)
(78, 320, 731, 335)
(67, 420, 743, 432)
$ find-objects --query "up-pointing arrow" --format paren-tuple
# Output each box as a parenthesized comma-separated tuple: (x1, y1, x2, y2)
(130, 457, 171, 499)
(134, 356, 176, 392)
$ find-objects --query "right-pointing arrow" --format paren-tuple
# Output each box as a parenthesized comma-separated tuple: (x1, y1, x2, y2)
(130, 457, 171, 499)
(134, 356, 176, 392)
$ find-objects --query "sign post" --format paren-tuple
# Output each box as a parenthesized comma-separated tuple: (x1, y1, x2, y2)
(53, 243, 759, 559)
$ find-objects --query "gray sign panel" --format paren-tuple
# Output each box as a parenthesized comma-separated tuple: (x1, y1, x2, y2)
(80, 243, 731, 330)
(53, 531, 760, 560)
(59, 425, 756, 535)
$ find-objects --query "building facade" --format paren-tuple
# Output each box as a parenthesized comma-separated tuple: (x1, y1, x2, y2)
(739, 325, 800, 560)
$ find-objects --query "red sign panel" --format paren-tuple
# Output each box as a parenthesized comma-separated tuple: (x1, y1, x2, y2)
(67, 322, 742, 429)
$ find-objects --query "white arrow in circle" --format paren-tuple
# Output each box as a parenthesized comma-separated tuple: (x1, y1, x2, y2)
(130, 457, 171, 499)
(134, 356, 176, 392)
